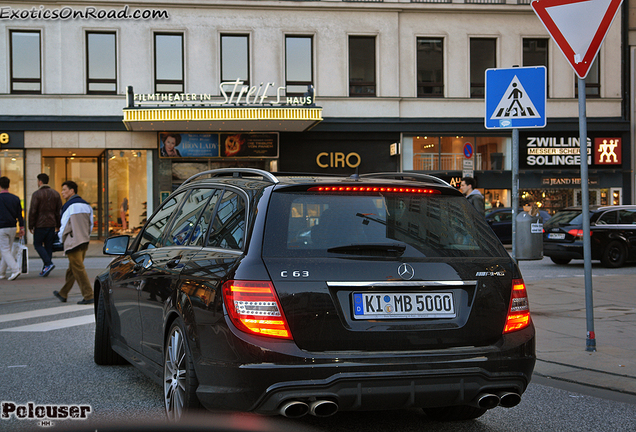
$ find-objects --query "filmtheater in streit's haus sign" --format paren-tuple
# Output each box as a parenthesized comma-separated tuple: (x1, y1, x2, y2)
(123, 79, 322, 133)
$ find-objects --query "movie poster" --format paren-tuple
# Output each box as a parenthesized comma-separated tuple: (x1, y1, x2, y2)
(158, 132, 278, 158)
(158, 133, 219, 158)
(219, 133, 278, 158)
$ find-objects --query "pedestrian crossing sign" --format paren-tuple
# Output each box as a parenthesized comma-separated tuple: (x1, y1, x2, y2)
(485, 66, 546, 129)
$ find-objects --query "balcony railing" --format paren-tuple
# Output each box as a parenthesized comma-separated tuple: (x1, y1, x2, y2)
(414, 153, 483, 171)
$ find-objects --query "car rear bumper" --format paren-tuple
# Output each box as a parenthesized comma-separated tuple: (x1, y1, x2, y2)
(194, 325, 536, 415)
(543, 241, 584, 260)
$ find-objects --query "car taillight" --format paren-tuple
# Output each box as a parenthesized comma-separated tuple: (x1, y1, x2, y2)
(222, 280, 292, 340)
(307, 185, 441, 194)
(567, 229, 592, 239)
(503, 279, 531, 334)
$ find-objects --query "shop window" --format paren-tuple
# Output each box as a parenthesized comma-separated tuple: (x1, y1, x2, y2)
(285, 36, 313, 96)
(575, 56, 600, 98)
(154, 33, 184, 93)
(405, 135, 508, 172)
(470, 38, 496, 98)
(10, 30, 41, 94)
(87, 32, 117, 94)
(523, 38, 548, 96)
(349, 36, 376, 96)
(221, 34, 250, 86)
(417, 37, 444, 97)
(0, 151, 25, 211)
(107, 150, 150, 236)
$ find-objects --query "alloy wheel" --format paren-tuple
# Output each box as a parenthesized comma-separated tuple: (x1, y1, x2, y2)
(164, 326, 187, 421)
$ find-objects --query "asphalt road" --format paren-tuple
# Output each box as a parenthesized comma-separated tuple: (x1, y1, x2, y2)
(1, 255, 636, 430)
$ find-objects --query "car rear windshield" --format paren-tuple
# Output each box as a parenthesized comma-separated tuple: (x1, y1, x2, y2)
(544, 210, 583, 228)
(262, 190, 507, 258)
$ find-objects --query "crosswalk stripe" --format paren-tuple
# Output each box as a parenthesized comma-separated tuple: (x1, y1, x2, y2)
(0, 315, 95, 332)
(0, 305, 93, 324)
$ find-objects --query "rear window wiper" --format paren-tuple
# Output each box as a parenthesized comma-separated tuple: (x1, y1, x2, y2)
(327, 243, 407, 257)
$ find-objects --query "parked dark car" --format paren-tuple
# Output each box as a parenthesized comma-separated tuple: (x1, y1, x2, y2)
(543, 205, 636, 267)
(485, 207, 551, 244)
(95, 169, 535, 422)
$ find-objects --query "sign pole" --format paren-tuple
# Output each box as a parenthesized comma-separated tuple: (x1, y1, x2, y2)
(578, 78, 596, 352)
(512, 128, 519, 262)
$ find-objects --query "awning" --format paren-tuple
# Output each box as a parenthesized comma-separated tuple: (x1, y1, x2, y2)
(122, 106, 322, 132)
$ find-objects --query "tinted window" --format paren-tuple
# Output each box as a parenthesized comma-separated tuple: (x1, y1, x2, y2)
(597, 210, 617, 225)
(263, 192, 505, 258)
(137, 194, 183, 250)
(618, 210, 636, 225)
(165, 189, 216, 247)
(190, 190, 221, 246)
(544, 210, 583, 228)
(417, 37, 443, 97)
(207, 191, 246, 250)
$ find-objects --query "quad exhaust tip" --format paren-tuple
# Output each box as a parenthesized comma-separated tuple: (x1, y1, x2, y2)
(279, 399, 338, 418)
(497, 391, 522, 408)
(309, 400, 339, 417)
(473, 391, 522, 409)
(279, 401, 309, 418)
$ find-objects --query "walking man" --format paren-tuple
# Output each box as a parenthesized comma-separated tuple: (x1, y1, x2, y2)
(28, 173, 62, 277)
(0, 176, 25, 281)
(459, 176, 486, 216)
(53, 181, 94, 305)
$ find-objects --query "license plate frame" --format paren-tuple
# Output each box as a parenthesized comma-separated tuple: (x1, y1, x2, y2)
(352, 292, 455, 320)
(548, 233, 566, 239)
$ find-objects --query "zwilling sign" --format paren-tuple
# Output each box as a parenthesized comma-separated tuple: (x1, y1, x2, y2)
(522, 135, 621, 168)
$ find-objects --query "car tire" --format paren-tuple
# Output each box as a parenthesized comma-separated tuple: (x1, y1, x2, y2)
(601, 240, 627, 268)
(94, 289, 127, 366)
(422, 405, 488, 421)
(550, 257, 571, 265)
(164, 319, 201, 421)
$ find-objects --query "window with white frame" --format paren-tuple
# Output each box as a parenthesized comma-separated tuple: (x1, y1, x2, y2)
(154, 33, 184, 93)
(87, 31, 117, 94)
(10, 30, 41, 94)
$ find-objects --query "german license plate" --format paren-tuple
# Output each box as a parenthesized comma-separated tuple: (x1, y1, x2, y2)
(548, 233, 566, 239)
(352, 292, 455, 319)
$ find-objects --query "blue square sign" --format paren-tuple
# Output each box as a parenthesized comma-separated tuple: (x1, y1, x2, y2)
(485, 66, 546, 129)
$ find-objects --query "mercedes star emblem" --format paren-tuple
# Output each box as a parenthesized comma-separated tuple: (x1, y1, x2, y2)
(398, 263, 415, 280)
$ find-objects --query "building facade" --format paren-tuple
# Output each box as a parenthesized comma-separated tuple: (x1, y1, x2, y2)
(0, 0, 629, 239)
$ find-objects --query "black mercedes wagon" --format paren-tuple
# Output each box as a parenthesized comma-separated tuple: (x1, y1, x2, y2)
(94, 168, 535, 422)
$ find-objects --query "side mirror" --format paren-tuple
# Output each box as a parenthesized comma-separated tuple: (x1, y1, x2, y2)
(103, 235, 130, 255)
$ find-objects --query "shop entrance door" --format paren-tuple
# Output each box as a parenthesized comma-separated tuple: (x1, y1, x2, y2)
(42, 153, 104, 238)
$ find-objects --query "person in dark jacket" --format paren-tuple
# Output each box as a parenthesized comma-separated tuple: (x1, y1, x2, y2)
(0, 176, 25, 281)
(460, 176, 485, 216)
(28, 173, 63, 277)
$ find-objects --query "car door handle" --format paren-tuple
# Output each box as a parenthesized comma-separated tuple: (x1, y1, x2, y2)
(166, 257, 182, 269)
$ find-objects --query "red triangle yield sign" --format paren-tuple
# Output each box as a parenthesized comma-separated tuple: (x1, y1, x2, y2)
(531, 0, 623, 79)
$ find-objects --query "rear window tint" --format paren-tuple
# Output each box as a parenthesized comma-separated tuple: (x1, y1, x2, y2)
(263, 191, 506, 258)
(544, 210, 583, 228)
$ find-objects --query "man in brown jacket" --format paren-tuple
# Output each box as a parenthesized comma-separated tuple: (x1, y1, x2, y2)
(28, 173, 62, 277)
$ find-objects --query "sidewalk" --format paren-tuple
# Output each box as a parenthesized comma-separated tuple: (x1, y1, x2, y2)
(2, 240, 635, 397)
